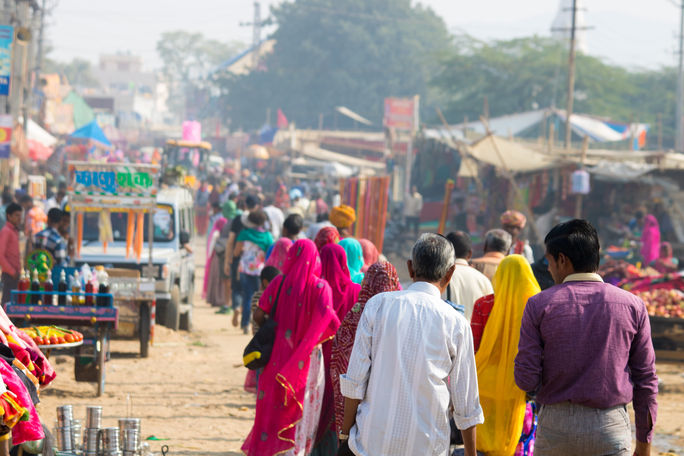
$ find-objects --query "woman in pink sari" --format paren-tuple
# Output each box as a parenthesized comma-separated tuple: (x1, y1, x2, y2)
(314, 226, 340, 252)
(243, 239, 340, 456)
(358, 238, 379, 273)
(265, 237, 293, 270)
(641, 214, 661, 265)
(330, 261, 400, 433)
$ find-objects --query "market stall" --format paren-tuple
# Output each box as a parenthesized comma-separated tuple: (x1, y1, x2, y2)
(65, 161, 160, 359)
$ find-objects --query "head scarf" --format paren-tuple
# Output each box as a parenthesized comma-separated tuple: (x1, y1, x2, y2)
(265, 237, 293, 270)
(330, 204, 356, 229)
(202, 217, 228, 297)
(221, 200, 238, 220)
(339, 238, 365, 284)
(314, 226, 340, 252)
(475, 255, 540, 455)
(242, 239, 339, 456)
(652, 242, 678, 273)
(358, 239, 379, 273)
(320, 244, 361, 319)
(500, 210, 527, 229)
(641, 214, 661, 265)
(237, 227, 274, 253)
(330, 261, 400, 433)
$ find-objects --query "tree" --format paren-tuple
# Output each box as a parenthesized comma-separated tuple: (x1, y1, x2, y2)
(219, 0, 452, 129)
(432, 36, 677, 149)
(43, 57, 100, 89)
(156, 31, 243, 120)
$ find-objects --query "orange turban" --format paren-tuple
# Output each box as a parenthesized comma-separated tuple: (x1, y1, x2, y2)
(500, 210, 526, 229)
(330, 205, 356, 229)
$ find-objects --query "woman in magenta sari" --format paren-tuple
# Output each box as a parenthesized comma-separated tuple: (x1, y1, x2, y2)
(641, 214, 661, 265)
(265, 237, 293, 270)
(243, 239, 340, 456)
(358, 238, 379, 273)
(329, 261, 400, 433)
(315, 243, 362, 451)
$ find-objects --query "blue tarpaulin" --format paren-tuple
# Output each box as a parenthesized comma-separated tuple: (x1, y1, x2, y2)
(70, 120, 111, 147)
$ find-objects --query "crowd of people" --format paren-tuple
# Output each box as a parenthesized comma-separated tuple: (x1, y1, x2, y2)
(195, 177, 659, 456)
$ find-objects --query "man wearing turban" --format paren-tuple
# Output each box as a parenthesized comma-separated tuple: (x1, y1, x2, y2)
(501, 210, 534, 263)
(330, 204, 356, 238)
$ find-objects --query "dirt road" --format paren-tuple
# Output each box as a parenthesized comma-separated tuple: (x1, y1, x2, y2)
(35, 240, 684, 455)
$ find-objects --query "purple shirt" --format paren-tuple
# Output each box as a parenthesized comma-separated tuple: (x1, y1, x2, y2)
(514, 277, 658, 442)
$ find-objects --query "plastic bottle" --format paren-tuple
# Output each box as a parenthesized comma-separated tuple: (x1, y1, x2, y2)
(71, 271, 82, 305)
(43, 270, 54, 306)
(30, 269, 41, 305)
(17, 269, 30, 304)
(97, 269, 110, 307)
(57, 270, 68, 306)
(84, 271, 95, 306)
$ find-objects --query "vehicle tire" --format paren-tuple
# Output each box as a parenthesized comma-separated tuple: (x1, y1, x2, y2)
(179, 280, 194, 332)
(165, 284, 181, 331)
(139, 302, 151, 357)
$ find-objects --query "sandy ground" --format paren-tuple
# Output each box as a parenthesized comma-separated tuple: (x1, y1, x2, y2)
(32, 240, 684, 456)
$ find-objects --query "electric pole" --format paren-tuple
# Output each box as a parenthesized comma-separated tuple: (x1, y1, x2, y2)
(564, 0, 578, 149)
(251, 1, 261, 70)
(676, 1, 684, 153)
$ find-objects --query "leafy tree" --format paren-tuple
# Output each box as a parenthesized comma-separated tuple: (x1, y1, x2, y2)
(43, 57, 100, 89)
(432, 36, 677, 149)
(218, 0, 452, 129)
(156, 31, 243, 120)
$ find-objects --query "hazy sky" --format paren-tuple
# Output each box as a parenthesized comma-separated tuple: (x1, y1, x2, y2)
(48, 0, 681, 71)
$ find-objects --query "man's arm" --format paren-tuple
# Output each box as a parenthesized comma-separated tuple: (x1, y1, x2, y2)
(514, 299, 543, 394)
(340, 397, 361, 435)
(449, 322, 484, 456)
(630, 303, 658, 451)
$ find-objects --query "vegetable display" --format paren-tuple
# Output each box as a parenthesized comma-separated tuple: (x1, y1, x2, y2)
(636, 289, 684, 319)
(19, 326, 84, 346)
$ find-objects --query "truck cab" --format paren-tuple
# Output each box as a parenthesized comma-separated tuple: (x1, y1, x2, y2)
(74, 187, 196, 331)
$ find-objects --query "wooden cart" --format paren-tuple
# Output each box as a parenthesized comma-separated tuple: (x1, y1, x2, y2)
(650, 316, 684, 362)
(6, 291, 118, 397)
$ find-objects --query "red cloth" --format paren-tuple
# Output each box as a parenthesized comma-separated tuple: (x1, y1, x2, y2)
(242, 239, 340, 456)
(314, 226, 340, 252)
(330, 261, 400, 433)
(358, 239, 379, 273)
(471, 294, 495, 353)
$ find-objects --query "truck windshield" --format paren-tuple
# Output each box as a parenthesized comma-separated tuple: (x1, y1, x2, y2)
(81, 205, 175, 243)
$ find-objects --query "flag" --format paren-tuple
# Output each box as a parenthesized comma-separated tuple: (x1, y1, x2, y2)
(277, 109, 288, 128)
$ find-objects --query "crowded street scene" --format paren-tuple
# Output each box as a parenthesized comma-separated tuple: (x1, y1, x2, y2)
(0, 0, 683, 455)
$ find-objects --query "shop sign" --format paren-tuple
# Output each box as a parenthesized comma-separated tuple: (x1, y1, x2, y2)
(0, 114, 11, 158)
(0, 26, 13, 96)
(383, 97, 419, 131)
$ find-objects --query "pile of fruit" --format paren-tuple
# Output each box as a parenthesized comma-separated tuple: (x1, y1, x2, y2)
(19, 326, 84, 346)
(636, 289, 684, 319)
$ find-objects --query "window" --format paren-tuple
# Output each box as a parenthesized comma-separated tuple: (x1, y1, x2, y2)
(81, 205, 175, 243)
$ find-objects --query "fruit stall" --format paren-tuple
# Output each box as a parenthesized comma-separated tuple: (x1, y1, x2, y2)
(6, 286, 117, 397)
(66, 161, 160, 358)
(601, 260, 684, 360)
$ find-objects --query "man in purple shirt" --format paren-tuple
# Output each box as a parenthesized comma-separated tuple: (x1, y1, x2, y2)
(515, 219, 658, 456)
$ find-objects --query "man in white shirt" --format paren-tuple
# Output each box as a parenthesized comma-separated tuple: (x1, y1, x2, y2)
(340, 233, 484, 456)
(262, 195, 284, 240)
(403, 185, 423, 236)
(444, 231, 493, 321)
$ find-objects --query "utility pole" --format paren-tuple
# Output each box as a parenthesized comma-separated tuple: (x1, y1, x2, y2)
(676, 1, 684, 153)
(564, 0, 578, 149)
(35, 0, 46, 88)
(251, 1, 261, 70)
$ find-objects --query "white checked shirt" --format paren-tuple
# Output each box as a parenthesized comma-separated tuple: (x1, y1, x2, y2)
(340, 282, 484, 456)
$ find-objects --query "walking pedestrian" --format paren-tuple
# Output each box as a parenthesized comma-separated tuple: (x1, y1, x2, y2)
(403, 185, 423, 236)
(515, 219, 658, 456)
(338, 238, 365, 285)
(339, 233, 484, 456)
(501, 210, 534, 263)
(471, 229, 512, 281)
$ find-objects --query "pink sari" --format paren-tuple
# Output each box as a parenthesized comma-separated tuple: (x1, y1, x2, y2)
(359, 239, 379, 273)
(314, 226, 340, 252)
(242, 239, 340, 456)
(330, 261, 400, 433)
(641, 215, 661, 265)
(265, 238, 294, 270)
(202, 217, 227, 298)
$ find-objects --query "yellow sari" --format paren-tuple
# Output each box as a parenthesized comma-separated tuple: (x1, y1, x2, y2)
(475, 255, 541, 456)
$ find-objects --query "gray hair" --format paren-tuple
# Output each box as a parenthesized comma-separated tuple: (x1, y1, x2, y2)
(411, 233, 455, 282)
(484, 229, 512, 254)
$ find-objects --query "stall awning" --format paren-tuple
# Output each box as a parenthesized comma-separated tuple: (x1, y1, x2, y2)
(468, 135, 558, 173)
(300, 144, 386, 170)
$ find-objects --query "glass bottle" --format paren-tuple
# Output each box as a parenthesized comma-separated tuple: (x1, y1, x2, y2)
(30, 269, 41, 305)
(43, 270, 54, 306)
(17, 269, 30, 304)
(57, 270, 68, 306)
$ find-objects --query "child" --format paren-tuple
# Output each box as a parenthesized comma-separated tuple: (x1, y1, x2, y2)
(244, 265, 280, 394)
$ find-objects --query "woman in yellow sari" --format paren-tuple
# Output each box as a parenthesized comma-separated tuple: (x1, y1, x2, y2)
(474, 254, 541, 456)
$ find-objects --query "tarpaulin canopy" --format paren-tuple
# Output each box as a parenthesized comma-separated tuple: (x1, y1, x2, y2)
(20, 118, 57, 148)
(587, 161, 658, 182)
(468, 135, 558, 173)
(300, 143, 386, 169)
(70, 120, 112, 147)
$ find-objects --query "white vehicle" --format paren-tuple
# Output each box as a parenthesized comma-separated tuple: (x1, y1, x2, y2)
(75, 187, 196, 331)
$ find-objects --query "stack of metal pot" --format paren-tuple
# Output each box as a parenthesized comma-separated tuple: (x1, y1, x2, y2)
(82, 406, 103, 456)
(97, 427, 122, 456)
(118, 418, 141, 455)
(55, 405, 76, 453)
